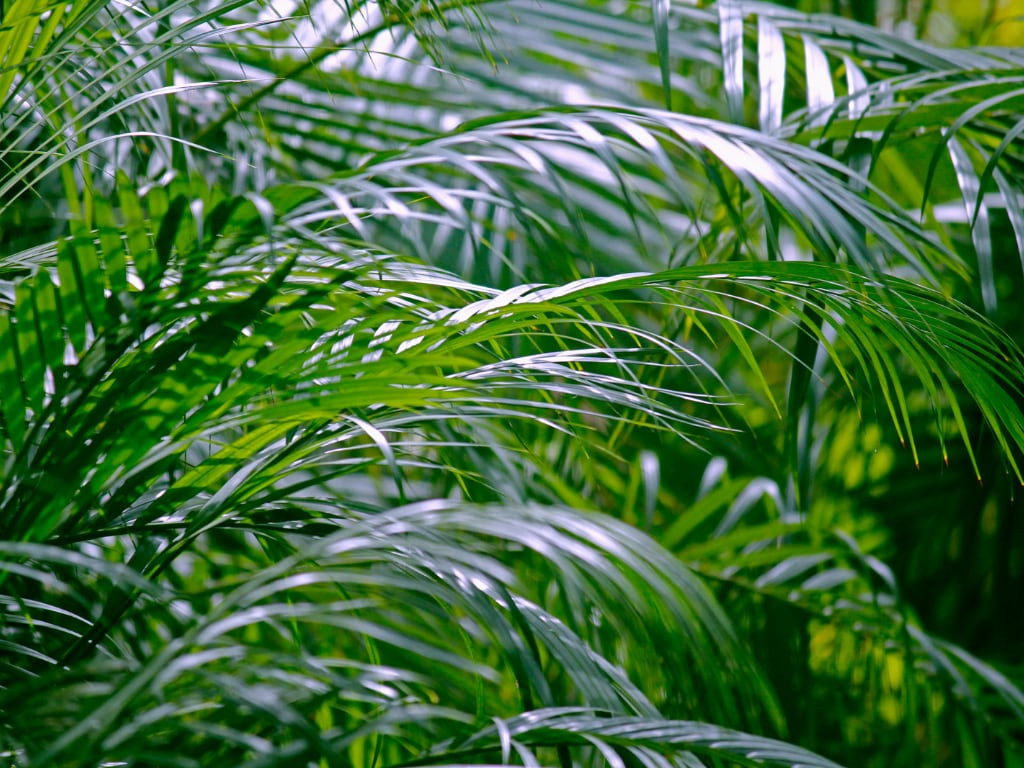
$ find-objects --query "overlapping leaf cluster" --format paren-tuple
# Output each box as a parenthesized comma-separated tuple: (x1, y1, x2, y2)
(2, 0, 1024, 765)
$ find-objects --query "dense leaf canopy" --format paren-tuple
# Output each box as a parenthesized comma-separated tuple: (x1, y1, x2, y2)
(2, 0, 1024, 766)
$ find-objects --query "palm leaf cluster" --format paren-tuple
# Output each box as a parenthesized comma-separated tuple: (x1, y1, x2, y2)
(2, 0, 1024, 765)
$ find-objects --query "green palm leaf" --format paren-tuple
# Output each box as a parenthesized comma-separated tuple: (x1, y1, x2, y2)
(4, 0, 1024, 765)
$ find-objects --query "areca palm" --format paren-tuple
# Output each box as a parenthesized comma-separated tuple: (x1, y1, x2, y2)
(2, 0, 1024, 765)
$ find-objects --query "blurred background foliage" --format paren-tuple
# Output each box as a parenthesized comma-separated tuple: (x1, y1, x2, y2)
(777, 0, 1024, 44)
(2, 0, 1024, 766)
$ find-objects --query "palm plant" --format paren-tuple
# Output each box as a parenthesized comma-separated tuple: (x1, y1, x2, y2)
(2, 0, 1024, 765)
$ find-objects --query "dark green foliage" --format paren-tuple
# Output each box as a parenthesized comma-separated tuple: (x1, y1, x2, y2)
(2, 0, 1024, 766)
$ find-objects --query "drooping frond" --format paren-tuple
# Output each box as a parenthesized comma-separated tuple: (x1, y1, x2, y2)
(4, 0, 1024, 765)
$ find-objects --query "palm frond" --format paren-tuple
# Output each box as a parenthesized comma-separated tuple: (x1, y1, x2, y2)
(4, 0, 1024, 765)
